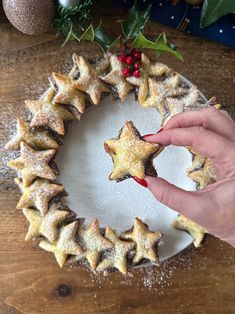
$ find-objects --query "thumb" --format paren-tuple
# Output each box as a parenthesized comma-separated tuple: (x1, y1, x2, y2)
(145, 176, 202, 219)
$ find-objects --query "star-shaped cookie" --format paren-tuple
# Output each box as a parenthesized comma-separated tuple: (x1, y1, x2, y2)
(72, 219, 113, 270)
(166, 87, 200, 118)
(25, 87, 74, 135)
(173, 214, 205, 248)
(100, 54, 132, 101)
(187, 157, 216, 189)
(5, 117, 58, 151)
(39, 221, 83, 267)
(104, 121, 162, 181)
(8, 142, 56, 187)
(96, 226, 135, 274)
(52, 72, 85, 119)
(142, 76, 188, 118)
(15, 178, 65, 215)
(23, 203, 70, 242)
(120, 218, 162, 264)
(126, 53, 171, 104)
(186, 147, 205, 173)
(72, 54, 110, 105)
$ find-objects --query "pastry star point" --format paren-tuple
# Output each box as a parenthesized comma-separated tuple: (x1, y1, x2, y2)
(97, 226, 135, 274)
(52, 72, 85, 118)
(120, 217, 162, 264)
(74, 218, 113, 270)
(126, 53, 171, 104)
(8, 142, 56, 187)
(72, 54, 110, 105)
(173, 214, 205, 248)
(101, 54, 132, 102)
(142, 76, 188, 117)
(23, 203, 70, 242)
(104, 121, 161, 181)
(5, 117, 58, 151)
(39, 221, 83, 268)
(15, 178, 65, 215)
(25, 88, 74, 135)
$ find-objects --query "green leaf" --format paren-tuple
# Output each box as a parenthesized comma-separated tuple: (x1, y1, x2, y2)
(120, 2, 151, 39)
(80, 23, 94, 41)
(62, 25, 79, 47)
(94, 23, 114, 51)
(200, 0, 235, 28)
(132, 32, 183, 61)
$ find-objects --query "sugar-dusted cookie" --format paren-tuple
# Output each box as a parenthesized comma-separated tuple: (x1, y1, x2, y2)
(166, 87, 200, 118)
(71, 218, 113, 270)
(187, 157, 216, 189)
(26, 87, 74, 135)
(120, 218, 162, 264)
(104, 121, 162, 181)
(52, 72, 86, 119)
(142, 76, 188, 118)
(96, 226, 135, 274)
(39, 221, 83, 267)
(126, 53, 171, 104)
(23, 203, 70, 242)
(8, 142, 56, 187)
(5, 117, 58, 151)
(72, 54, 110, 105)
(15, 178, 65, 215)
(100, 54, 132, 101)
(173, 214, 205, 248)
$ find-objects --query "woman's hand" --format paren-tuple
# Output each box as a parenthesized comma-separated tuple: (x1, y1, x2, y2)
(144, 107, 235, 247)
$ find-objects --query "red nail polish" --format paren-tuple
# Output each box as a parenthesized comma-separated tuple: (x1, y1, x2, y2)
(132, 176, 148, 188)
(156, 127, 164, 133)
(142, 133, 154, 139)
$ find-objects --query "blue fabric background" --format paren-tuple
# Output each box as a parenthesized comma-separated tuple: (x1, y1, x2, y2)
(117, 0, 235, 48)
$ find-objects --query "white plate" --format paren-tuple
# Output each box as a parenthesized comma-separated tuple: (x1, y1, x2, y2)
(56, 91, 198, 262)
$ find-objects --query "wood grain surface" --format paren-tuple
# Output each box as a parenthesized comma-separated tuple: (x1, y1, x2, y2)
(0, 4, 235, 314)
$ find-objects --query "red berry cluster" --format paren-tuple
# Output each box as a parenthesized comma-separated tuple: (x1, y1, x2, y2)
(118, 49, 142, 78)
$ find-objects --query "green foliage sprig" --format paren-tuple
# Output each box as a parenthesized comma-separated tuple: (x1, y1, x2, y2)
(54, 1, 183, 61)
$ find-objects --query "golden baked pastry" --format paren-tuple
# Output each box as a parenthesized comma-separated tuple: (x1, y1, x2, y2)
(23, 203, 70, 242)
(96, 226, 135, 274)
(72, 219, 114, 270)
(26, 87, 74, 135)
(52, 72, 86, 118)
(126, 53, 171, 104)
(8, 142, 56, 187)
(120, 217, 162, 264)
(15, 178, 65, 215)
(100, 54, 133, 101)
(39, 221, 83, 267)
(104, 120, 162, 181)
(5, 117, 58, 151)
(142, 75, 188, 118)
(72, 54, 110, 105)
(173, 214, 205, 248)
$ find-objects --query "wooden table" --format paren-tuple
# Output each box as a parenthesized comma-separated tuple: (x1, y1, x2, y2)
(0, 4, 235, 314)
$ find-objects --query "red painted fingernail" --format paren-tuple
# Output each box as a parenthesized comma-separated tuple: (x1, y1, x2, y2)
(156, 127, 164, 133)
(142, 133, 154, 139)
(132, 176, 148, 188)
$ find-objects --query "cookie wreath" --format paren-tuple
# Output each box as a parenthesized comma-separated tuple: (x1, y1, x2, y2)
(6, 51, 218, 274)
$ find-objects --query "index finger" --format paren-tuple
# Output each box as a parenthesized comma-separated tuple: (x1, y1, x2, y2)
(145, 126, 234, 161)
(163, 107, 235, 143)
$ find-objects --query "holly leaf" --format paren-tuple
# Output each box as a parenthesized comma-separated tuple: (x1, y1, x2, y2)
(80, 23, 94, 41)
(120, 2, 151, 39)
(62, 25, 79, 47)
(79, 23, 120, 51)
(200, 0, 235, 28)
(132, 32, 183, 61)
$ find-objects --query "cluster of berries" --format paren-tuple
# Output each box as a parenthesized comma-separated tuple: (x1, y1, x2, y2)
(118, 49, 142, 78)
